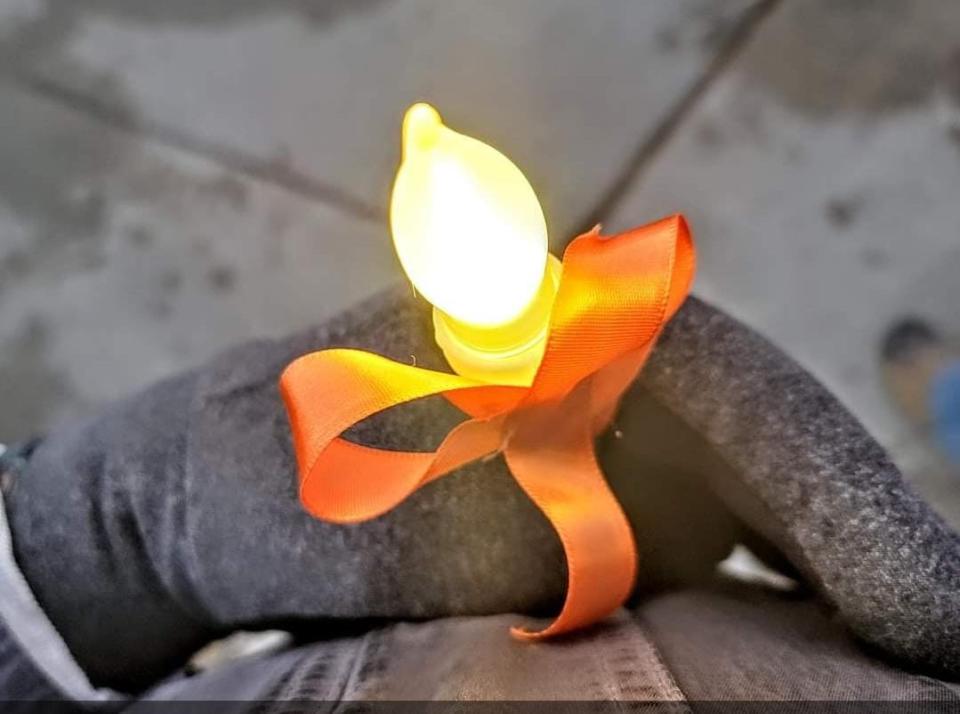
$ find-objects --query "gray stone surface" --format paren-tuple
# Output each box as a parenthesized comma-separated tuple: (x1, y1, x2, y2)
(0, 82, 394, 441)
(2, 0, 757, 239)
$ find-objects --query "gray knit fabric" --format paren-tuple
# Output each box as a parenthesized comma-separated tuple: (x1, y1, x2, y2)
(5, 287, 959, 691)
(644, 297, 960, 676)
(5, 369, 222, 691)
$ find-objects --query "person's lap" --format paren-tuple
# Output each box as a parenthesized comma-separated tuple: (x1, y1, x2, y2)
(136, 582, 960, 705)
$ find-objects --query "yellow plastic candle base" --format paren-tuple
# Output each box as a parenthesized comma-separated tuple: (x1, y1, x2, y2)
(433, 255, 562, 386)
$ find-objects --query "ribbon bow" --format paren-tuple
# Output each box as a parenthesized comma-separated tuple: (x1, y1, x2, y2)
(281, 214, 695, 638)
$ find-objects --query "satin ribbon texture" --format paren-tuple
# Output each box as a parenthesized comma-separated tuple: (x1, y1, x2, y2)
(280, 214, 695, 639)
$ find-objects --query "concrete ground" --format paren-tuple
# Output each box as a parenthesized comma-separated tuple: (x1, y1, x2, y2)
(1, 0, 959, 522)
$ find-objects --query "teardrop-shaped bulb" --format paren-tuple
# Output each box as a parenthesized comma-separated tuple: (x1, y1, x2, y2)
(390, 103, 548, 328)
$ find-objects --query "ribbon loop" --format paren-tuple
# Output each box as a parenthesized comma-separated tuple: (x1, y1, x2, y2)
(281, 214, 695, 635)
(281, 350, 521, 521)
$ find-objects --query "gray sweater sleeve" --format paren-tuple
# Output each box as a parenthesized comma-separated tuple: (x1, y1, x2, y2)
(641, 297, 960, 677)
(4, 289, 959, 692)
(2, 373, 224, 694)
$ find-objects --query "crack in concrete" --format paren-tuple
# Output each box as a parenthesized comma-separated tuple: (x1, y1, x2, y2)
(573, 0, 783, 239)
(5, 0, 782, 242)
(9, 70, 384, 224)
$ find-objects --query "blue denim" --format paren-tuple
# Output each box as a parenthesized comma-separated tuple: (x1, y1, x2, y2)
(931, 360, 960, 467)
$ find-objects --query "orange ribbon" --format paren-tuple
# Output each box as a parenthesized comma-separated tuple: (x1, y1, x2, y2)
(281, 214, 695, 638)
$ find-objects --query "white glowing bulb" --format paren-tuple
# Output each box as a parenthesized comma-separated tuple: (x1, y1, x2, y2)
(390, 103, 548, 328)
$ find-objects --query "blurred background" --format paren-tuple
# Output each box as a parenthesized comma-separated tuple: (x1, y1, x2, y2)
(1, 0, 959, 522)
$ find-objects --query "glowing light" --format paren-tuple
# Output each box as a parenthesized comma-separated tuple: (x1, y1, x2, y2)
(390, 103, 549, 328)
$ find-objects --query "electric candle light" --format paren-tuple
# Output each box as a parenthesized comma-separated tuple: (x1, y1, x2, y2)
(281, 101, 694, 640)
(390, 102, 561, 385)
